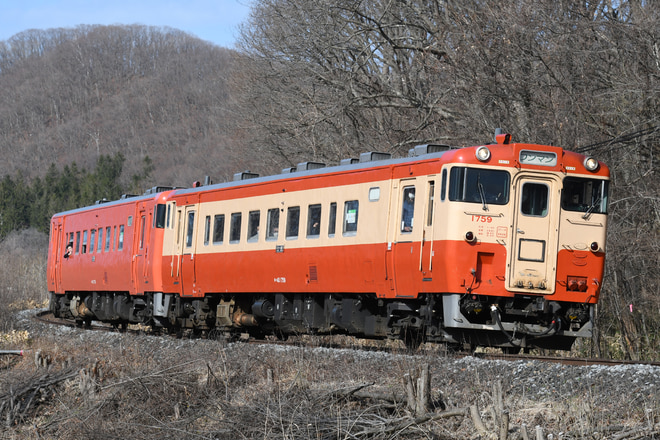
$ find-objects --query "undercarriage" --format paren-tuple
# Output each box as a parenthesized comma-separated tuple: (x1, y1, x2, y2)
(49, 290, 593, 351)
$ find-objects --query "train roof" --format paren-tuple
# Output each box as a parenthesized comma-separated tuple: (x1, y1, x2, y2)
(52, 138, 608, 219)
(172, 148, 453, 198)
(50, 190, 167, 218)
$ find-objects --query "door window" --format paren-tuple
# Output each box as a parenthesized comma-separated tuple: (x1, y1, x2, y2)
(400, 186, 415, 232)
(185, 212, 195, 248)
(521, 183, 549, 217)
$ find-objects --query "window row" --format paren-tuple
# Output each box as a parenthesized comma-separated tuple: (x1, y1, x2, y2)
(190, 200, 360, 247)
(67, 224, 126, 255)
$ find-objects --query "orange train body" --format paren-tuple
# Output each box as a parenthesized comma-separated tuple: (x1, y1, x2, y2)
(48, 134, 609, 350)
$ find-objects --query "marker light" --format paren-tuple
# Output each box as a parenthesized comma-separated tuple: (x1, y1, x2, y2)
(584, 157, 599, 172)
(590, 242, 599, 252)
(475, 146, 491, 162)
(465, 231, 476, 242)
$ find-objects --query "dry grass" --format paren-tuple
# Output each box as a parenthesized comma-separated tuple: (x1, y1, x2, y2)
(1, 229, 659, 439)
(1, 329, 659, 440)
(0, 229, 49, 333)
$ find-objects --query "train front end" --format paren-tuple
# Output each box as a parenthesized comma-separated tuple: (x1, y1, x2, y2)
(438, 134, 609, 350)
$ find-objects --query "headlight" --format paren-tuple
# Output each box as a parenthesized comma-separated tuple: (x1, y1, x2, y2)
(584, 157, 599, 172)
(475, 146, 491, 162)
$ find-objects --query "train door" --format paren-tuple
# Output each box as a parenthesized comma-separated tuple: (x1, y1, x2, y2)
(131, 203, 149, 295)
(420, 178, 436, 282)
(388, 178, 422, 297)
(50, 219, 64, 293)
(180, 205, 198, 296)
(508, 174, 560, 293)
(170, 206, 185, 289)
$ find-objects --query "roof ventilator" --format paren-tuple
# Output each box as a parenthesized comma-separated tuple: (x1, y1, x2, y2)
(408, 144, 453, 157)
(233, 171, 260, 181)
(296, 162, 326, 171)
(359, 151, 392, 163)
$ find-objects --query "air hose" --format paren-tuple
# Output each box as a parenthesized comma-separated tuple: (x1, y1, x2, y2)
(490, 305, 560, 347)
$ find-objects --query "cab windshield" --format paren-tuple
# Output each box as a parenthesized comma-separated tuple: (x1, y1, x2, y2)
(448, 167, 510, 205)
(561, 177, 609, 215)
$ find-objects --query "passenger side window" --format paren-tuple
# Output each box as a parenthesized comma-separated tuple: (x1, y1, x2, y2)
(105, 227, 111, 252)
(90, 229, 96, 253)
(328, 203, 337, 237)
(118, 225, 124, 251)
(266, 208, 279, 241)
(97, 228, 103, 252)
(203, 216, 211, 245)
(307, 204, 321, 238)
(213, 215, 225, 244)
(230, 213, 242, 243)
(286, 206, 300, 239)
(343, 200, 359, 236)
(248, 210, 260, 242)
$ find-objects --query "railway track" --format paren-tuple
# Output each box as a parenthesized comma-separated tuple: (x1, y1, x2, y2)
(473, 352, 660, 367)
(32, 311, 660, 368)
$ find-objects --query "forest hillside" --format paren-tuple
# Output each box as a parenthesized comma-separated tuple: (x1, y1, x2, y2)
(0, 25, 241, 188)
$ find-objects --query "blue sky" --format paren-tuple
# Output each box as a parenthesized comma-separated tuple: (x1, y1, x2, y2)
(0, 0, 252, 48)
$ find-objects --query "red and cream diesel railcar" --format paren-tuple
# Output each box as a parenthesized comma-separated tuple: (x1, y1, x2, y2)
(48, 133, 609, 350)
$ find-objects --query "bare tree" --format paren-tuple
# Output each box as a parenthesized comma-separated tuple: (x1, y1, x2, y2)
(234, 0, 660, 357)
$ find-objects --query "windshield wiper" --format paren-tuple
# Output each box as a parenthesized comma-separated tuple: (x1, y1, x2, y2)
(477, 178, 488, 211)
(582, 197, 601, 219)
